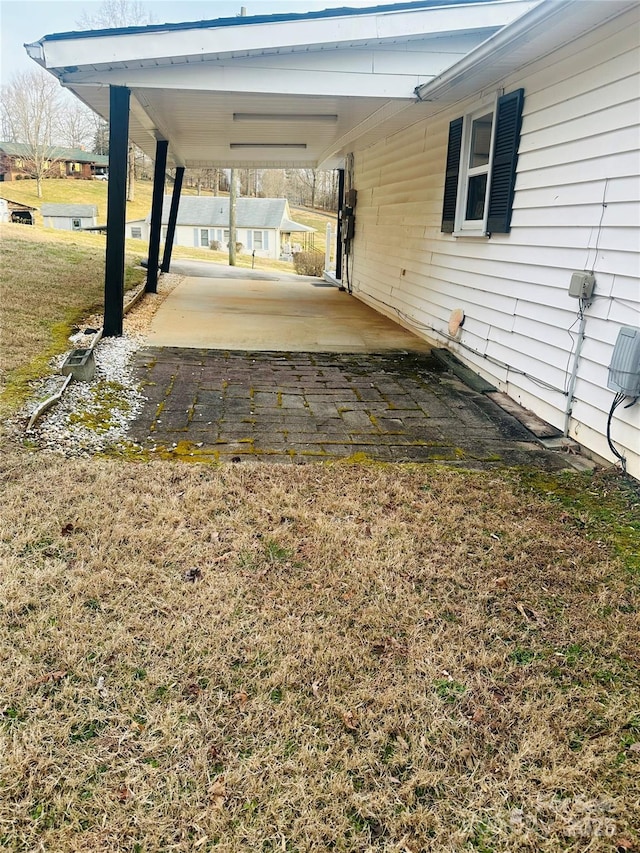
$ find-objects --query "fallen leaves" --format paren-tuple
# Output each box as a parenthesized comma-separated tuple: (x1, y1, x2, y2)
(516, 601, 546, 627)
(31, 670, 67, 687)
(371, 636, 408, 658)
(234, 690, 249, 710)
(209, 779, 226, 809)
(341, 710, 359, 731)
(115, 784, 132, 803)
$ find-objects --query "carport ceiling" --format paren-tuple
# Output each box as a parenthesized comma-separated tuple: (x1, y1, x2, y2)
(26, 0, 537, 169)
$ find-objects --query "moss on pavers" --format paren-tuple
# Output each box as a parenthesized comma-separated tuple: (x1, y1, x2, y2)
(128, 348, 575, 469)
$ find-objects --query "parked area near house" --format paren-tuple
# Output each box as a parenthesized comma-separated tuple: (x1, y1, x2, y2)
(124, 272, 567, 467)
(27, 0, 640, 477)
(131, 346, 572, 467)
(143, 274, 430, 352)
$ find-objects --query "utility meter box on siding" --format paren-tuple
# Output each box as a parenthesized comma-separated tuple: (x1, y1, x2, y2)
(607, 327, 640, 397)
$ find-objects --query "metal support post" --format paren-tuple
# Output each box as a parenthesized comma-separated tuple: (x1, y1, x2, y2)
(146, 139, 169, 293)
(103, 86, 130, 337)
(161, 166, 184, 272)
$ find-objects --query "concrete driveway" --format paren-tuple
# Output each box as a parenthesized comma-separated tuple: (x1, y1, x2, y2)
(146, 271, 431, 353)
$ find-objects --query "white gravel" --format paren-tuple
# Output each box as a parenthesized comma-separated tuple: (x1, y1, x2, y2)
(18, 274, 183, 457)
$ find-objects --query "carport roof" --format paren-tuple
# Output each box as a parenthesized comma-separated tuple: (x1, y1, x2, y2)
(25, 0, 537, 170)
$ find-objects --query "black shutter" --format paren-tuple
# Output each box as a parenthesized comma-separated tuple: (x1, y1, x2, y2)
(441, 117, 463, 233)
(487, 88, 524, 234)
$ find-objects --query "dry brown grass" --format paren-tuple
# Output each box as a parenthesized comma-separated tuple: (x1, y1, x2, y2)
(0, 224, 145, 415)
(1, 453, 638, 852)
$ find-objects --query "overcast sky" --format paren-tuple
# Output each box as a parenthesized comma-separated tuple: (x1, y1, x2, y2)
(1, 0, 406, 83)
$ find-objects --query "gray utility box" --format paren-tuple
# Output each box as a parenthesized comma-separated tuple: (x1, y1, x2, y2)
(607, 326, 640, 397)
(569, 271, 595, 300)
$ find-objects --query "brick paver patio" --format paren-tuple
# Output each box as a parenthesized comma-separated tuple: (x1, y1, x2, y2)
(129, 347, 571, 469)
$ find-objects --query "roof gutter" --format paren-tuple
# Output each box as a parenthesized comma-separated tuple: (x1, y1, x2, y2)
(414, 0, 573, 101)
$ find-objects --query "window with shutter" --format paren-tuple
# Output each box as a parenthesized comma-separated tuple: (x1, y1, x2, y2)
(441, 89, 524, 236)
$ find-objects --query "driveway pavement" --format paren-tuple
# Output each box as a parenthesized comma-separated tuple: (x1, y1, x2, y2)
(145, 274, 432, 352)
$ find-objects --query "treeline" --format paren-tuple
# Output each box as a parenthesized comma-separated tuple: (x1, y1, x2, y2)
(178, 168, 340, 211)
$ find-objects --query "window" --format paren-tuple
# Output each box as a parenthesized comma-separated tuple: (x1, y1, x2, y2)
(441, 89, 524, 236)
(223, 229, 230, 245)
(72, 218, 82, 230)
(253, 230, 263, 249)
(200, 228, 209, 247)
(131, 227, 142, 240)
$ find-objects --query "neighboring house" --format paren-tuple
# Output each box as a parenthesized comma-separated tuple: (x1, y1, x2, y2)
(0, 142, 108, 181)
(41, 203, 98, 231)
(0, 194, 37, 224)
(126, 197, 314, 259)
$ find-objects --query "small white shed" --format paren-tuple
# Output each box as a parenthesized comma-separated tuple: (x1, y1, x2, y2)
(41, 203, 98, 231)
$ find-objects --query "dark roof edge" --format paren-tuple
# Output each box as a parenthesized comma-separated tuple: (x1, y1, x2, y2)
(35, 0, 495, 44)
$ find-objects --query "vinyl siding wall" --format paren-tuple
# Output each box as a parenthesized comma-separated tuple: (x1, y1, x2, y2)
(351, 7, 640, 477)
(125, 223, 279, 258)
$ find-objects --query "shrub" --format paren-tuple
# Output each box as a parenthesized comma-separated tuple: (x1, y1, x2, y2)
(236, 242, 244, 254)
(209, 240, 221, 251)
(292, 251, 324, 277)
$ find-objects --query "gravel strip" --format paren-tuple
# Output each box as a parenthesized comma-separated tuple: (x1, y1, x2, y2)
(15, 274, 183, 456)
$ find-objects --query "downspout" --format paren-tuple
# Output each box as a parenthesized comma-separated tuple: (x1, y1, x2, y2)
(336, 168, 345, 282)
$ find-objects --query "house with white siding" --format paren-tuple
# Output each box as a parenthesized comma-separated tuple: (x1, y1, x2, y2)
(28, 0, 640, 476)
(126, 197, 314, 259)
(345, 1, 640, 478)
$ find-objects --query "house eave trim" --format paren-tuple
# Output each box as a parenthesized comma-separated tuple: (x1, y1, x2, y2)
(414, 0, 636, 103)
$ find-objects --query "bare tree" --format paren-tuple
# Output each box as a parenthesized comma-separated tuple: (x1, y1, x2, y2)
(76, 0, 156, 29)
(296, 169, 318, 209)
(92, 118, 109, 155)
(0, 70, 62, 197)
(261, 169, 287, 198)
(76, 0, 157, 199)
(55, 95, 94, 149)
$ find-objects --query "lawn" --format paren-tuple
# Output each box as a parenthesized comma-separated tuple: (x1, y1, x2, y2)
(1, 177, 222, 224)
(0, 224, 146, 416)
(0, 454, 638, 852)
(0, 218, 638, 853)
(1, 177, 153, 223)
(1, 178, 337, 259)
